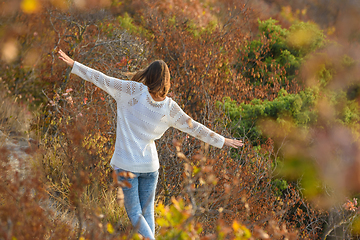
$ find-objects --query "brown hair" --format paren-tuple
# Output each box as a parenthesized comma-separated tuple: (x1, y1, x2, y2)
(131, 60, 170, 98)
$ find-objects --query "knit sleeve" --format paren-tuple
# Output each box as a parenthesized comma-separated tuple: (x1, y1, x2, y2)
(168, 100, 225, 148)
(71, 61, 145, 101)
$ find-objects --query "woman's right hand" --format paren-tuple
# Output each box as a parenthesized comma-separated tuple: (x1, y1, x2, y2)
(58, 49, 75, 67)
(224, 138, 244, 148)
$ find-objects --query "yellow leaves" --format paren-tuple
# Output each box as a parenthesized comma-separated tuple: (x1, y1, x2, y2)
(281, 6, 307, 23)
(287, 28, 315, 48)
(21, 0, 41, 14)
(301, 8, 307, 16)
(107, 223, 114, 234)
(21, 0, 68, 13)
(83, 132, 111, 152)
(351, 216, 360, 235)
(171, 197, 184, 212)
(193, 165, 200, 174)
(233, 220, 252, 239)
(156, 216, 170, 227)
(232, 220, 241, 231)
(281, 6, 295, 23)
(156, 197, 201, 238)
(327, 26, 336, 35)
(157, 197, 192, 225)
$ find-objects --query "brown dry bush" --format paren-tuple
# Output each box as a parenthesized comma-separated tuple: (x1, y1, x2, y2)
(0, 149, 75, 240)
(0, 88, 73, 239)
(155, 135, 325, 239)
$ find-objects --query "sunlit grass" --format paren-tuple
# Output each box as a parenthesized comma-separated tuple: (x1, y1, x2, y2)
(0, 89, 32, 136)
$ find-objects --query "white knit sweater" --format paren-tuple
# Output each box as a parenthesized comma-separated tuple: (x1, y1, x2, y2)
(71, 61, 225, 173)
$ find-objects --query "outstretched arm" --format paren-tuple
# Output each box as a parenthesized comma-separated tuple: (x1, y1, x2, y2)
(57, 49, 144, 101)
(169, 101, 244, 149)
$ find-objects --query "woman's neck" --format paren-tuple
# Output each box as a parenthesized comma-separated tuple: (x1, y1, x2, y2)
(150, 93, 165, 102)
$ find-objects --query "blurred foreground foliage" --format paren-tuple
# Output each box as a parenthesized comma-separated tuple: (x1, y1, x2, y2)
(1, 0, 360, 239)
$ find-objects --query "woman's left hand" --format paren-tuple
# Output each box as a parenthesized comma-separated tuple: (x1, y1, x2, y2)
(224, 138, 244, 148)
(58, 49, 75, 67)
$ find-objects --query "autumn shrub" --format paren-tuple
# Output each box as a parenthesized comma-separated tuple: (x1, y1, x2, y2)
(3, 0, 360, 239)
(234, 19, 326, 102)
(0, 150, 73, 240)
(154, 138, 326, 239)
(0, 100, 74, 239)
(0, 9, 56, 107)
(119, 0, 258, 119)
(35, 3, 330, 239)
(39, 95, 130, 230)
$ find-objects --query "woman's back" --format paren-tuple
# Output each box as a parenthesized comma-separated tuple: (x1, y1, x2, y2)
(114, 84, 171, 172)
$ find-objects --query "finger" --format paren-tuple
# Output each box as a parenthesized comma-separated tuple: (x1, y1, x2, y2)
(59, 50, 66, 57)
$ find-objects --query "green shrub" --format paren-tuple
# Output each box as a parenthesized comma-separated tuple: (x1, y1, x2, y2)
(219, 83, 360, 143)
(236, 19, 326, 88)
(218, 88, 319, 142)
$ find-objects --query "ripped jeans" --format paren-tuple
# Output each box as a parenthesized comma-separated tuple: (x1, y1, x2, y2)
(116, 169, 158, 239)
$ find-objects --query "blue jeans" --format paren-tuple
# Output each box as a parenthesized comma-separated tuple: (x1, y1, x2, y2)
(116, 169, 158, 239)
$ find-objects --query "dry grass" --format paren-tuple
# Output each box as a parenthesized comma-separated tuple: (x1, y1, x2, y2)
(32, 138, 131, 235)
(0, 89, 32, 136)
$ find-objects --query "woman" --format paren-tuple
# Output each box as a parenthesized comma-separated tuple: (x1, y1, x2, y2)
(58, 49, 243, 239)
